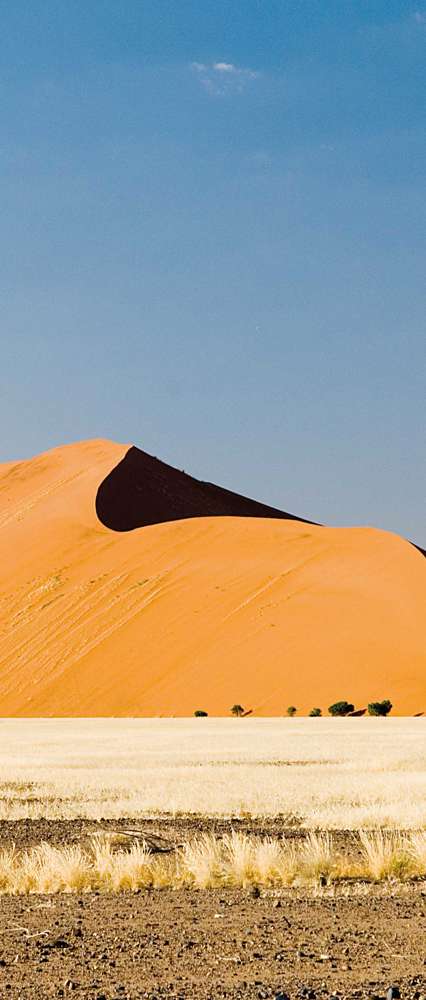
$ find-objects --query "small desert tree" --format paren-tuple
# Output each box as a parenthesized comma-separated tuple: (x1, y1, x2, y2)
(194, 710, 208, 717)
(231, 704, 244, 717)
(309, 707, 322, 717)
(287, 706, 297, 717)
(328, 700, 354, 717)
(367, 699, 392, 717)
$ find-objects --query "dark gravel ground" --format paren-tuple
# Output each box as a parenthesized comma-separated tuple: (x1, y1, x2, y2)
(0, 816, 306, 849)
(0, 818, 359, 855)
(1, 886, 425, 1000)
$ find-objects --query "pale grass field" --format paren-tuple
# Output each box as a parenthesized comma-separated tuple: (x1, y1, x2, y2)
(0, 717, 425, 828)
(1, 830, 426, 894)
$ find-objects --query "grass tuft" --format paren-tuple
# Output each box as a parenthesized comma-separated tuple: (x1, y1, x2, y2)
(180, 834, 222, 888)
(407, 830, 426, 874)
(252, 836, 284, 884)
(299, 832, 335, 882)
(359, 830, 413, 880)
(222, 831, 255, 887)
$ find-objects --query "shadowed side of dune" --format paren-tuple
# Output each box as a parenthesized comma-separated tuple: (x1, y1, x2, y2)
(95, 446, 426, 557)
(95, 446, 315, 532)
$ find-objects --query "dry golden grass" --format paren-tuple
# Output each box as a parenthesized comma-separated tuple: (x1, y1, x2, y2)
(181, 833, 223, 888)
(0, 831, 425, 894)
(407, 830, 426, 871)
(0, 718, 425, 828)
(359, 830, 412, 880)
(298, 832, 335, 880)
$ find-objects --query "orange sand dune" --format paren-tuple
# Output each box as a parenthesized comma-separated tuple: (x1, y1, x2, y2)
(0, 438, 424, 716)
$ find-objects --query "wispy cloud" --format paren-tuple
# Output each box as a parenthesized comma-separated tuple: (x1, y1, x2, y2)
(190, 61, 260, 96)
(413, 10, 426, 24)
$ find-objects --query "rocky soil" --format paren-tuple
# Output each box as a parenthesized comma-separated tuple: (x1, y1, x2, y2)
(0, 820, 424, 1000)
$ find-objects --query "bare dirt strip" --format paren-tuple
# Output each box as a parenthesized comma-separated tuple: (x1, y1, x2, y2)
(0, 817, 324, 851)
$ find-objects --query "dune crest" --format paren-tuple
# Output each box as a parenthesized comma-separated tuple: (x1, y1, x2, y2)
(0, 438, 424, 717)
(95, 444, 313, 531)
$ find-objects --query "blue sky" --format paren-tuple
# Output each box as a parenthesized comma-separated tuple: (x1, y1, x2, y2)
(1, 1, 425, 544)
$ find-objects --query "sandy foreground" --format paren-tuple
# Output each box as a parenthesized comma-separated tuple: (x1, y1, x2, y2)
(0, 438, 425, 716)
(0, 812, 425, 1000)
(0, 816, 425, 1000)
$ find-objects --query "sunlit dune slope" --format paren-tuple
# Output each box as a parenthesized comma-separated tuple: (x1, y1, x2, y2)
(0, 438, 424, 716)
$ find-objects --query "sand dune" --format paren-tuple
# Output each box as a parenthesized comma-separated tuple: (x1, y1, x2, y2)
(0, 438, 424, 716)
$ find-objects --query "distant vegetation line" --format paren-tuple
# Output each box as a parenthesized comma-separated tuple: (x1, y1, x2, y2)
(193, 699, 396, 718)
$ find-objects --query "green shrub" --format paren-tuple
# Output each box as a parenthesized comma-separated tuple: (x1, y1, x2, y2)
(309, 707, 322, 717)
(367, 699, 392, 717)
(231, 704, 244, 717)
(328, 700, 354, 716)
(194, 710, 208, 717)
(286, 706, 297, 717)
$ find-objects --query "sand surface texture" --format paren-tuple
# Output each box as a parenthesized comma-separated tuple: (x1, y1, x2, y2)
(0, 438, 424, 716)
